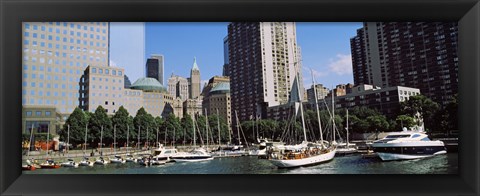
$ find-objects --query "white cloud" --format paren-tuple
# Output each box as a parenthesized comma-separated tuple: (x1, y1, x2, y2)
(328, 54, 353, 75)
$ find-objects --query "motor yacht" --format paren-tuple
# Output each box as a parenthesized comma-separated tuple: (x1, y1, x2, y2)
(371, 130, 446, 161)
(171, 148, 214, 162)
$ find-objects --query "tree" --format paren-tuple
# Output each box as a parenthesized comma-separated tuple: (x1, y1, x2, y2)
(181, 115, 194, 144)
(111, 106, 133, 147)
(88, 106, 112, 148)
(208, 114, 229, 144)
(366, 115, 389, 132)
(400, 95, 440, 131)
(133, 107, 155, 147)
(395, 115, 416, 129)
(162, 113, 181, 145)
(59, 107, 88, 147)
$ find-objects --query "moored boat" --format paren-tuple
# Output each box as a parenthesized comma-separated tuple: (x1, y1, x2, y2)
(79, 157, 94, 166)
(171, 148, 214, 162)
(371, 130, 446, 161)
(60, 158, 79, 167)
(39, 159, 61, 169)
(94, 157, 109, 165)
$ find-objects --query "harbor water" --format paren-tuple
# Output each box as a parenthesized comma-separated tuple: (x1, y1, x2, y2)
(24, 153, 458, 174)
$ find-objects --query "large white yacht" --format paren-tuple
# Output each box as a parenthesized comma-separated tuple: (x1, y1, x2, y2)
(153, 144, 178, 163)
(371, 130, 446, 161)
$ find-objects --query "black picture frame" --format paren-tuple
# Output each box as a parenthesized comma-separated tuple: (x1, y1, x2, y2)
(1, 0, 479, 195)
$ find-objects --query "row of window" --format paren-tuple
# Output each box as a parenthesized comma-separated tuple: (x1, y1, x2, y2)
(24, 31, 107, 41)
(91, 77, 123, 84)
(91, 67, 122, 76)
(25, 22, 107, 32)
(23, 72, 81, 81)
(24, 39, 107, 49)
(23, 89, 78, 97)
(25, 111, 52, 117)
(22, 81, 80, 90)
(22, 98, 78, 107)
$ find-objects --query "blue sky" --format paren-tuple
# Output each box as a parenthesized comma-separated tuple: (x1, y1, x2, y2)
(110, 22, 362, 89)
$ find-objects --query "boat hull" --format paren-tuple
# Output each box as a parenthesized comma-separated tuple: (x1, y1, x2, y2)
(372, 142, 447, 161)
(40, 164, 61, 169)
(22, 165, 36, 171)
(269, 149, 336, 168)
(172, 156, 214, 162)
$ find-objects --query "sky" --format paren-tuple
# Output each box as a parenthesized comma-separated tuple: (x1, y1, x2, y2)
(110, 22, 362, 89)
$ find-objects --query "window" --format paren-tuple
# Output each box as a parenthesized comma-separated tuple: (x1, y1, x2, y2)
(92, 68, 96, 73)
(26, 111, 32, 116)
(99, 69, 103, 74)
(105, 101, 108, 105)
(105, 69, 109, 74)
(36, 111, 42, 116)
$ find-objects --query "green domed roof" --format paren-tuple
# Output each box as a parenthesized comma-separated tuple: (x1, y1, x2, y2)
(131, 77, 166, 91)
(210, 82, 230, 94)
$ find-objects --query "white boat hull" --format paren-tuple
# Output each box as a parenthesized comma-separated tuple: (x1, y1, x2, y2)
(60, 162, 78, 167)
(377, 150, 447, 161)
(94, 160, 108, 165)
(172, 157, 214, 162)
(269, 149, 336, 168)
(78, 161, 93, 166)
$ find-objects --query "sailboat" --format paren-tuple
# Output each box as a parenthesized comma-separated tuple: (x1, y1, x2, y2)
(266, 65, 336, 168)
(60, 125, 79, 167)
(336, 109, 358, 156)
(22, 124, 38, 171)
(125, 126, 136, 163)
(94, 126, 108, 165)
(79, 124, 94, 166)
(39, 126, 61, 169)
(171, 115, 213, 162)
(110, 125, 125, 163)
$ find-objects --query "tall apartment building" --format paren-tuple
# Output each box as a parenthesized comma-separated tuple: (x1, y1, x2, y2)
(227, 22, 303, 122)
(22, 22, 109, 117)
(167, 74, 189, 101)
(145, 54, 164, 86)
(351, 22, 458, 106)
(188, 57, 201, 99)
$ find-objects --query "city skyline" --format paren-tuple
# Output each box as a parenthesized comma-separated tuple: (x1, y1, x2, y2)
(110, 22, 361, 89)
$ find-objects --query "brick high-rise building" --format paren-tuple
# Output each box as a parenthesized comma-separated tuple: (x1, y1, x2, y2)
(227, 22, 303, 122)
(350, 22, 458, 106)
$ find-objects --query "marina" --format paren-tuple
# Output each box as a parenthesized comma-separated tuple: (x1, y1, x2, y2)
(23, 152, 458, 174)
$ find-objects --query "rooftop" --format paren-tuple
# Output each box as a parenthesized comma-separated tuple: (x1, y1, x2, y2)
(130, 77, 167, 92)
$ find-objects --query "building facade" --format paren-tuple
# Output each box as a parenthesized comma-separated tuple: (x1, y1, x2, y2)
(222, 36, 230, 77)
(145, 54, 165, 86)
(227, 22, 303, 122)
(201, 76, 232, 130)
(79, 65, 175, 118)
(318, 85, 421, 119)
(167, 74, 189, 101)
(183, 98, 202, 118)
(22, 22, 110, 119)
(22, 105, 60, 135)
(351, 22, 458, 106)
(306, 84, 329, 103)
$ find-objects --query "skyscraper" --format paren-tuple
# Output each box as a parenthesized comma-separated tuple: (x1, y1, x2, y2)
(227, 22, 302, 121)
(350, 22, 458, 106)
(189, 57, 201, 99)
(222, 36, 230, 77)
(22, 22, 110, 117)
(145, 54, 164, 85)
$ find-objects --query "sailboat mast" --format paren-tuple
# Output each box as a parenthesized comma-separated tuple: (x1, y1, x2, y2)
(46, 126, 50, 156)
(294, 61, 307, 142)
(84, 123, 88, 155)
(137, 126, 140, 150)
(28, 124, 34, 157)
(346, 109, 349, 147)
(193, 115, 196, 148)
(100, 125, 103, 154)
(205, 109, 209, 150)
(216, 109, 221, 146)
(235, 110, 241, 145)
(310, 68, 324, 145)
(156, 127, 159, 148)
(114, 125, 116, 154)
(146, 127, 149, 148)
(126, 125, 129, 154)
(331, 88, 336, 142)
(67, 124, 70, 153)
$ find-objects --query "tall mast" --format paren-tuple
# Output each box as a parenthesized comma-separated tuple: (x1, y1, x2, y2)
(294, 61, 307, 143)
(46, 126, 50, 156)
(126, 125, 129, 154)
(173, 127, 176, 147)
(100, 125, 103, 154)
(331, 88, 336, 142)
(137, 126, 140, 150)
(310, 68, 324, 146)
(146, 127, 149, 148)
(84, 123, 88, 155)
(205, 109, 209, 150)
(27, 124, 34, 157)
(67, 124, 70, 153)
(164, 127, 167, 145)
(193, 115, 196, 148)
(114, 125, 116, 155)
(156, 127, 159, 148)
(346, 109, 349, 147)
(235, 110, 241, 145)
(216, 109, 221, 147)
